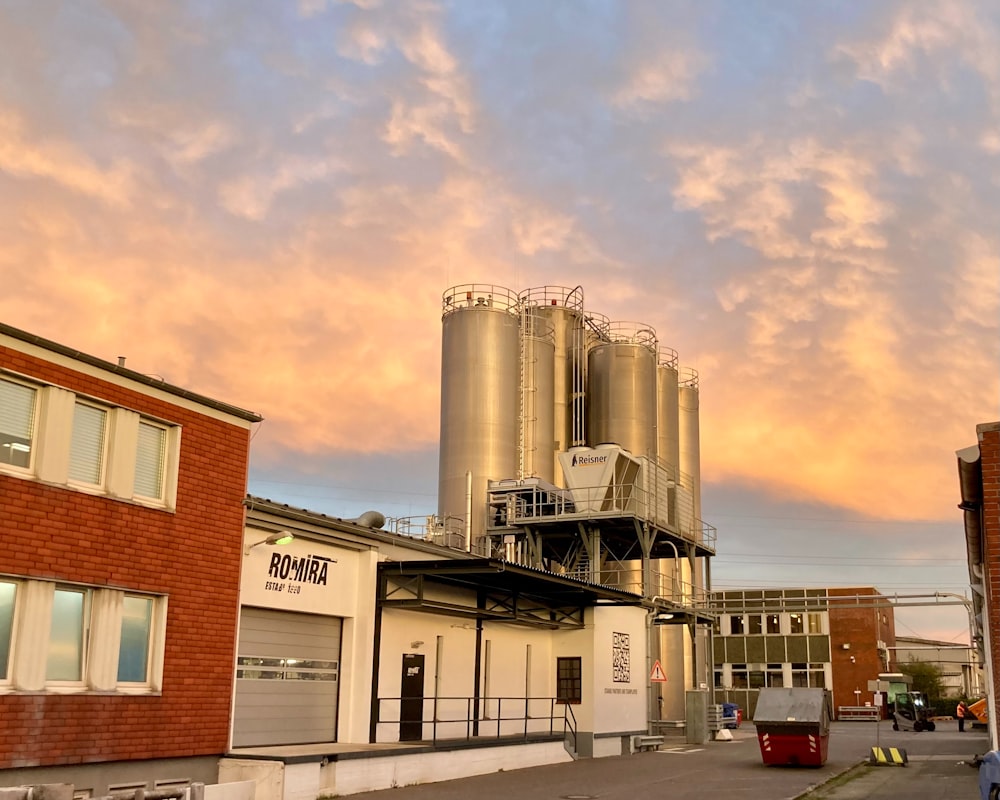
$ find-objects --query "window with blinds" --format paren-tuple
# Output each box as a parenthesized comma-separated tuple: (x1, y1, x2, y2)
(69, 402, 107, 485)
(0, 378, 36, 468)
(134, 421, 166, 499)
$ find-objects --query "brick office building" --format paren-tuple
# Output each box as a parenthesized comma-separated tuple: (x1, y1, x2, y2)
(959, 420, 1000, 750)
(713, 586, 896, 717)
(0, 323, 261, 793)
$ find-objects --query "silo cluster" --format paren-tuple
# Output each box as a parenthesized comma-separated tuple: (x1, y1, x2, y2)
(437, 283, 701, 544)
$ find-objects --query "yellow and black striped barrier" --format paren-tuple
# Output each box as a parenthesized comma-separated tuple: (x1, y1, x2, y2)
(870, 746, 908, 766)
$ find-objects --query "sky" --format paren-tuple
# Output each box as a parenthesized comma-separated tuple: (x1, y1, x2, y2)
(1, 0, 998, 645)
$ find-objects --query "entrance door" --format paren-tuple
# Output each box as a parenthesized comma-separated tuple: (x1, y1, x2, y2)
(399, 653, 425, 741)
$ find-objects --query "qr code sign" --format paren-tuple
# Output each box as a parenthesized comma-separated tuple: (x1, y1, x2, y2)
(612, 632, 630, 683)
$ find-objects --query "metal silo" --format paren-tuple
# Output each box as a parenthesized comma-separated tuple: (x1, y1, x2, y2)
(519, 307, 555, 483)
(678, 367, 702, 527)
(586, 322, 658, 457)
(520, 286, 586, 486)
(656, 347, 680, 478)
(438, 285, 520, 547)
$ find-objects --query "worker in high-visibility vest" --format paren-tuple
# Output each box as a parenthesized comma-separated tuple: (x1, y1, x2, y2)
(957, 700, 967, 732)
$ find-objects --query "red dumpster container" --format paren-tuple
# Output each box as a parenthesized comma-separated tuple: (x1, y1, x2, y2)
(753, 688, 833, 767)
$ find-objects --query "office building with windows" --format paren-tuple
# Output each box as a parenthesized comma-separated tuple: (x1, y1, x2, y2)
(0, 322, 261, 793)
(711, 586, 897, 717)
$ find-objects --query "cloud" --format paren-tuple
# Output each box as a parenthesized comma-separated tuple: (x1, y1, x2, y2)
(612, 48, 708, 109)
(0, 109, 135, 205)
(0, 0, 996, 542)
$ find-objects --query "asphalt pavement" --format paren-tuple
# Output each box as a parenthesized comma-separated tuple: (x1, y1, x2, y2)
(344, 719, 991, 800)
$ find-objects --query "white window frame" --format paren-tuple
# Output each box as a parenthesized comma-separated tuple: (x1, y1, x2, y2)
(0, 376, 38, 474)
(133, 419, 168, 504)
(0, 373, 180, 511)
(45, 585, 91, 689)
(0, 577, 166, 695)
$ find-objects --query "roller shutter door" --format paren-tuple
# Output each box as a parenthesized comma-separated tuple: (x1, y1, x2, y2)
(233, 607, 341, 747)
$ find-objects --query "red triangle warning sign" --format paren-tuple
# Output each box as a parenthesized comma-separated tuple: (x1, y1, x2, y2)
(650, 660, 667, 682)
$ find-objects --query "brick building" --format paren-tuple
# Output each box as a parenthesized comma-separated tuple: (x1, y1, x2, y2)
(0, 323, 261, 793)
(958, 420, 1000, 749)
(712, 586, 896, 717)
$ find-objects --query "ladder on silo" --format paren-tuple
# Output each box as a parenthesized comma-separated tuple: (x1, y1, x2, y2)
(568, 285, 587, 447)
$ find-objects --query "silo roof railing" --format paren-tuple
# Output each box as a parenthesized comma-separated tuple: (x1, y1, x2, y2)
(442, 284, 520, 316)
(658, 346, 679, 368)
(602, 321, 659, 350)
(519, 285, 586, 310)
(679, 366, 699, 388)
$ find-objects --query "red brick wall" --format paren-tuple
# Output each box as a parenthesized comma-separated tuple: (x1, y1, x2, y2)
(827, 587, 895, 713)
(980, 426, 1000, 708)
(0, 344, 252, 768)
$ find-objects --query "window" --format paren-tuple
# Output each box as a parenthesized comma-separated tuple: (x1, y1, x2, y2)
(1, 377, 179, 509)
(729, 615, 745, 635)
(730, 663, 748, 688)
(766, 614, 780, 634)
(748, 615, 762, 634)
(556, 657, 582, 704)
(807, 613, 823, 634)
(69, 402, 107, 485)
(1, 579, 164, 695)
(118, 595, 153, 682)
(47, 587, 88, 682)
(0, 581, 15, 680)
(789, 613, 804, 634)
(134, 421, 166, 500)
(791, 662, 826, 688)
(0, 378, 35, 468)
(766, 663, 784, 687)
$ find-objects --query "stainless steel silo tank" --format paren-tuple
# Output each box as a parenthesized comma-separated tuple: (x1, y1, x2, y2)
(586, 322, 658, 457)
(438, 285, 520, 545)
(520, 307, 555, 483)
(520, 286, 586, 486)
(678, 367, 702, 526)
(656, 347, 680, 478)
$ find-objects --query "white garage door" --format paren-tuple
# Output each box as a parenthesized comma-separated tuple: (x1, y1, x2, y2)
(233, 607, 342, 747)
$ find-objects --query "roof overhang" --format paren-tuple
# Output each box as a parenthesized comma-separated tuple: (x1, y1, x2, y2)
(377, 558, 644, 630)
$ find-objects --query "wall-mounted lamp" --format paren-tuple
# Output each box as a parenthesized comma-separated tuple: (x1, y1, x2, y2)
(841, 643, 851, 650)
(245, 531, 295, 555)
(653, 612, 675, 625)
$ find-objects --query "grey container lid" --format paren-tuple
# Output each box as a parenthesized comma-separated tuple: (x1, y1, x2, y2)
(753, 688, 833, 729)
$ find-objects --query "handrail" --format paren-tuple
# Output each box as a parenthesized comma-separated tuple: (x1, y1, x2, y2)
(487, 478, 716, 553)
(376, 695, 568, 744)
(563, 701, 578, 754)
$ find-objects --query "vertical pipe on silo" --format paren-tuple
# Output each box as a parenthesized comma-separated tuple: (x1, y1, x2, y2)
(438, 285, 520, 546)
